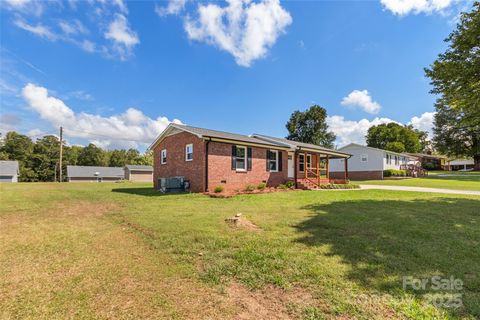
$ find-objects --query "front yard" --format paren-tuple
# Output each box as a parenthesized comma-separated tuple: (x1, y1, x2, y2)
(1, 182, 479, 319)
(358, 171, 480, 191)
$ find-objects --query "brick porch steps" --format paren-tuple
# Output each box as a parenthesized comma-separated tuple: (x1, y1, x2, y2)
(297, 178, 331, 190)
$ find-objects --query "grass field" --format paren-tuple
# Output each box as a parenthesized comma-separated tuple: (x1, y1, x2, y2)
(358, 171, 480, 191)
(1, 182, 479, 319)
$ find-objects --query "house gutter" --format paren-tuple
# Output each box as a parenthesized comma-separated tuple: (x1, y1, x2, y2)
(205, 137, 212, 192)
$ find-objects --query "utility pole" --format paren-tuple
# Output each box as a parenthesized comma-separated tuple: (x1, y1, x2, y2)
(59, 126, 63, 183)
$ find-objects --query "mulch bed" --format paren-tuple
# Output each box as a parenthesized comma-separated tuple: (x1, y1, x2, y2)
(205, 187, 297, 198)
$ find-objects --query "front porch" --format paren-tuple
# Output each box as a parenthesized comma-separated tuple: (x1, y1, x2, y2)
(290, 151, 349, 190)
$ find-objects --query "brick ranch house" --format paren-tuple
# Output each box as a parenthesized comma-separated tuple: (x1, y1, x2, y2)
(149, 123, 351, 192)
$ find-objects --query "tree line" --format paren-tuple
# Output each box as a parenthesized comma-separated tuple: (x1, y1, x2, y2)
(0, 131, 152, 182)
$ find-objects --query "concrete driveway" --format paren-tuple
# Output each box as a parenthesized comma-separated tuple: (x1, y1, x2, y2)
(359, 184, 480, 196)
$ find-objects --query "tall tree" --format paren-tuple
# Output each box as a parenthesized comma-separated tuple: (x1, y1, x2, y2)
(78, 143, 106, 166)
(286, 105, 336, 148)
(433, 99, 480, 169)
(425, 2, 480, 126)
(108, 149, 128, 167)
(31, 135, 60, 182)
(0, 132, 37, 181)
(366, 123, 424, 153)
(425, 3, 480, 169)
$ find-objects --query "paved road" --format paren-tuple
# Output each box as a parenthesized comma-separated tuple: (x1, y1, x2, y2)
(359, 184, 480, 196)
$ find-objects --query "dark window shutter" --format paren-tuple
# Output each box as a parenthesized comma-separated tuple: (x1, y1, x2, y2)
(278, 151, 283, 172)
(231, 145, 236, 170)
(247, 147, 252, 171)
(266, 150, 270, 171)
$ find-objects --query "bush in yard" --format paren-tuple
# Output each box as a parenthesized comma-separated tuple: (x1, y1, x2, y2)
(244, 184, 256, 192)
(277, 184, 288, 190)
(319, 184, 360, 189)
(383, 169, 407, 177)
(257, 182, 267, 190)
(422, 163, 436, 170)
(213, 185, 224, 193)
(285, 181, 295, 188)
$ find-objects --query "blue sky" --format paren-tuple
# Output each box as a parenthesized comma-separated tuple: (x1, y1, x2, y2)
(0, 0, 473, 151)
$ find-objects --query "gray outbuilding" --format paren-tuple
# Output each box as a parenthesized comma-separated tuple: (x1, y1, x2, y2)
(67, 165, 124, 182)
(124, 165, 153, 182)
(0, 160, 19, 183)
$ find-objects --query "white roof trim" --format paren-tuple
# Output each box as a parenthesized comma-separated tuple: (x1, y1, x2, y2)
(148, 123, 201, 151)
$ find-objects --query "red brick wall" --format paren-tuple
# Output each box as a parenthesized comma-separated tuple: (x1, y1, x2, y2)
(153, 131, 206, 192)
(207, 141, 288, 191)
(330, 170, 383, 180)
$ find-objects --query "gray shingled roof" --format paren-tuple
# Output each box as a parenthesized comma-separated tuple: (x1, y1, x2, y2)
(0, 160, 19, 176)
(67, 166, 124, 178)
(125, 165, 153, 171)
(150, 123, 351, 158)
(174, 124, 284, 147)
(252, 134, 351, 158)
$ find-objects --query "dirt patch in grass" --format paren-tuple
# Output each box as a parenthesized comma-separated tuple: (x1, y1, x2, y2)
(0, 199, 238, 319)
(225, 214, 261, 231)
(226, 282, 318, 319)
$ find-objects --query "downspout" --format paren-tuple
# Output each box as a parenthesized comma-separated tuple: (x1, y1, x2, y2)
(205, 138, 211, 192)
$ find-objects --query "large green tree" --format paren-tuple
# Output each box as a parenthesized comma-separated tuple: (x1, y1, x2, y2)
(425, 3, 480, 169)
(366, 123, 425, 153)
(78, 143, 106, 166)
(286, 105, 336, 148)
(433, 99, 480, 169)
(0, 131, 37, 181)
(31, 135, 60, 182)
(425, 2, 480, 126)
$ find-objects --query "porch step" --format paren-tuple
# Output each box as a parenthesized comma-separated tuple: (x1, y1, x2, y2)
(297, 178, 330, 190)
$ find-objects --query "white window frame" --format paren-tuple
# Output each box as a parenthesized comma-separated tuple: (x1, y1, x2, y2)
(299, 154, 305, 172)
(395, 155, 399, 165)
(306, 154, 312, 169)
(386, 154, 391, 165)
(161, 149, 167, 164)
(235, 145, 247, 171)
(361, 154, 368, 162)
(185, 144, 193, 161)
(268, 150, 279, 172)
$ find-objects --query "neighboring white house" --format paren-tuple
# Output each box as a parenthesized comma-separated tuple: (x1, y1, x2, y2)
(0, 160, 19, 183)
(447, 158, 474, 171)
(329, 143, 412, 180)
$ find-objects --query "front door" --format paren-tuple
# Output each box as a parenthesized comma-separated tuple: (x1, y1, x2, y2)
(288, 152, 294, 178)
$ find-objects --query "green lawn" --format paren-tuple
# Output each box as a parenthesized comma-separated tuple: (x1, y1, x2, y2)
(1, 182, 479, 319)
(358, 171, 480, 191)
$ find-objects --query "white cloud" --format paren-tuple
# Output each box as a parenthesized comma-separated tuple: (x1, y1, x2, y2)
(327, 115, 397, 146)
(4, 0, 43, 16)
(381, 0, 456, 16)
(104, 14, 140, 59)
(14, 20, 57, 40)
(156, 0, 187, 16)
(328, 111, 437, 147)
(58, 20, 88, 35)
(408, 111, 436, 137)
(341, 89, 381, 114)
(9, 1, 138, 60)
(21, 83, 181, 148)
(81, 40, 96, 53)
(184, 0, 292, 67)
(5, 0, 30, 7)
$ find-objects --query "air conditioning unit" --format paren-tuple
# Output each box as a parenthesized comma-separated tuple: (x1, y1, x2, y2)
(158, 176, 189, 193)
